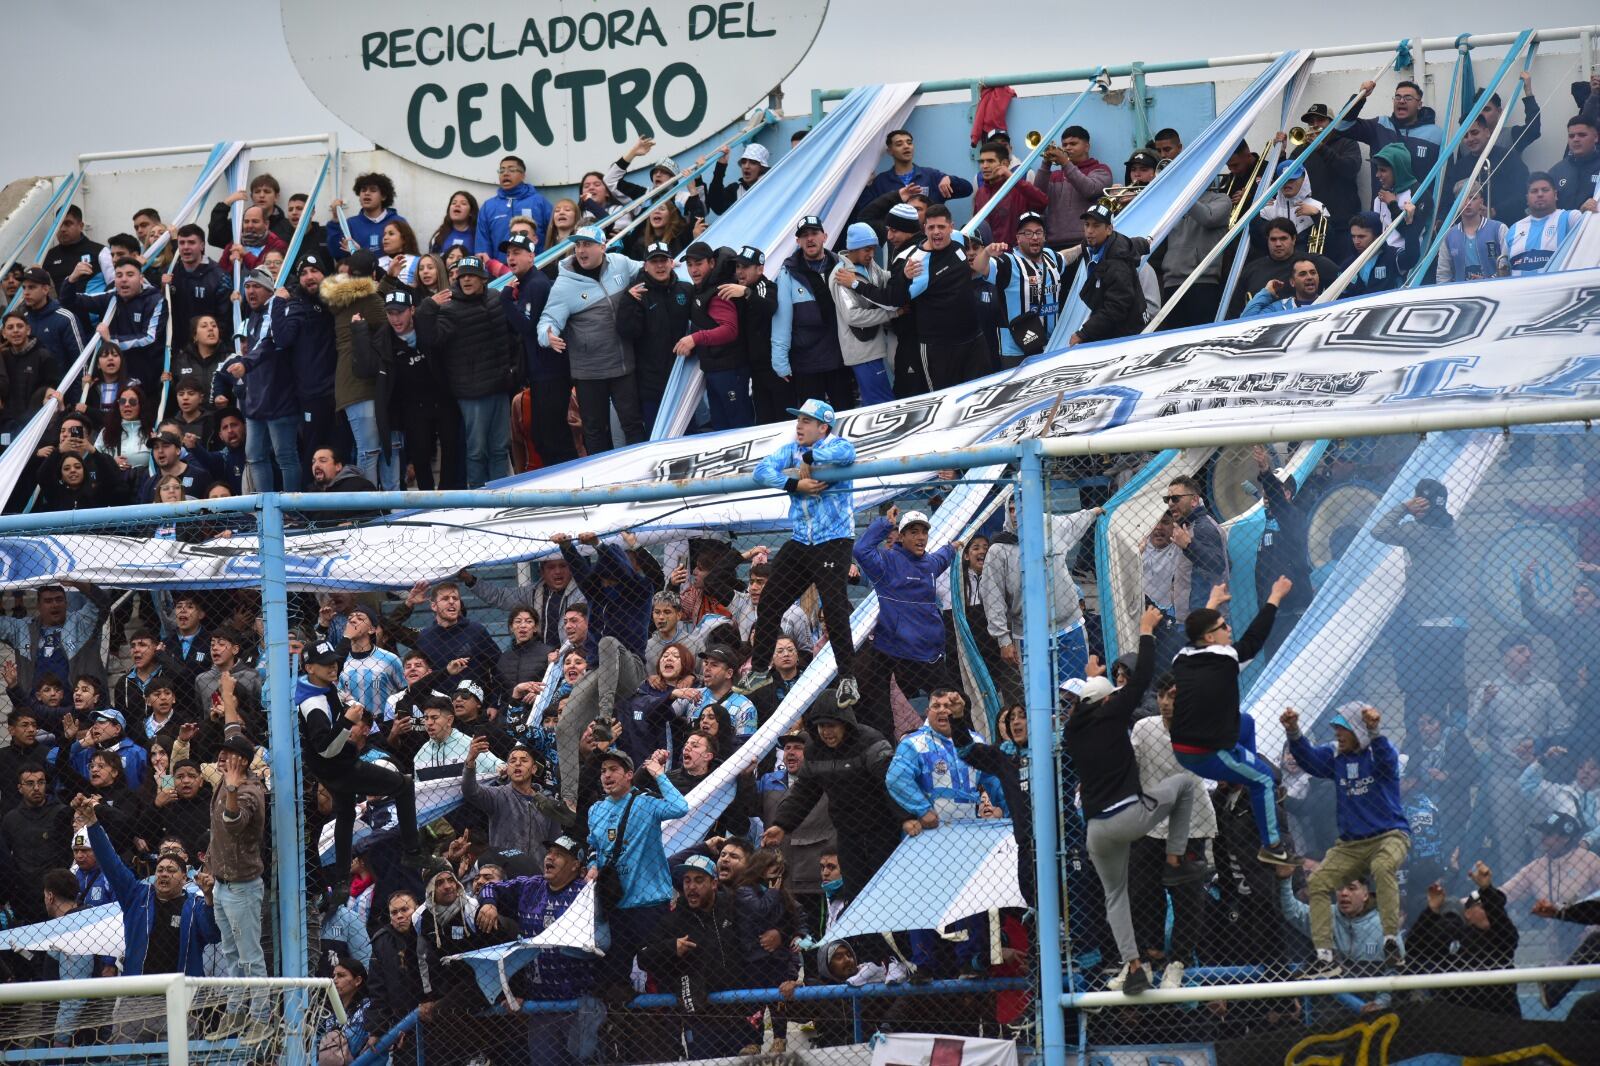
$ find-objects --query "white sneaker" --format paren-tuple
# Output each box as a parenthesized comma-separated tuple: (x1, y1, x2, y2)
(203, 1012, 247, 1041)
(1159, 961, 1186, 990)
(885, 959, 911, 985)
(848, 962, 886, 987)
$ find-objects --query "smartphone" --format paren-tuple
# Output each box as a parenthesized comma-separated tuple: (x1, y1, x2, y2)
(68, 425, 84, 440)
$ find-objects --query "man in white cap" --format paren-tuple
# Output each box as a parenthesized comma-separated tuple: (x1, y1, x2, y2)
(829, 222, 897, 407)
(746, 399, 860, 705)
(537, 225, 647, 454)
(708, 141, 771, 215)
(851, 504, 962, 737)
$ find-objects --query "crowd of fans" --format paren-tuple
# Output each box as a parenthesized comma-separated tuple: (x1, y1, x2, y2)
(0, 65, 1597, 1063)
(3, 72, 1595, 514)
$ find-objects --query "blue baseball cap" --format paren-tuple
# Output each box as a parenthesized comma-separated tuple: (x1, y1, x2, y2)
(845, 223, 878, 251)
(786, 398, 836, 428)
(571, 225, 606, 245)
(675, 854, 718, 879)
(93, 708, 127, 730)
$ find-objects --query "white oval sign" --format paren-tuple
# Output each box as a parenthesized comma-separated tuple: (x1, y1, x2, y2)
(281, 0, 829, 185)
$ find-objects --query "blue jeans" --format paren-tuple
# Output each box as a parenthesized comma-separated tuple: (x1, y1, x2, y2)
(702, 368, 753, 430)
(213, 878, 268, 1019)
(344, 399, 400, 489)
(456, 395, 510, 489)
(852, 359, 894, 406)
(245, 415, 301, 492)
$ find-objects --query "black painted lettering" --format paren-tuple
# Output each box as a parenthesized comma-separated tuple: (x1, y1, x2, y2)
(458, 23, 486, 62)
(1506, 287, 1600, 339)
(653, 62, 707, 136)
(407, 84, 454, 159)
(457, 83, 499, 156)
(360, 31, 387, 70)
(608, 69, 654, 141)
(578, 12, 606, 49)
(608, 9, 636, 46)
(502, 72, 556, 150)
(745, 2, 776, 37)
(555, 69, 607, 140)
(635, 7, 667, 46)
(487, 23, 516, 61)
(549, 16, 576, 53)
(718, 1, 744, 36)
(416, 26, 445, 64)
(1324, 299, 1490, 350)
(518, 18, 548, 59)
(389, 28, 415, 68)
(688, 4, 717, 40)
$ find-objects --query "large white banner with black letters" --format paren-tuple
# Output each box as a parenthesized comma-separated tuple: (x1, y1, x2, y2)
(3, 270, 1598, 591)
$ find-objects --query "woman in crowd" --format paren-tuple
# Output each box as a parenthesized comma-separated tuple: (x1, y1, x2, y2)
(380, 220, 422, 288)
(413, 253, 449, 301)
(620, 642, 700, 766)
(428, 191, 479, 257)
(316, 957, 372, 1065)
(497, 606, 553, 705)
(541, 199, 583, 278)
(623, 200, 691, 260)
(577, 171, 621, 228)
(170, 315, 226, 398)
(78, 346, 140, 421)
(1, 312, 50, 436)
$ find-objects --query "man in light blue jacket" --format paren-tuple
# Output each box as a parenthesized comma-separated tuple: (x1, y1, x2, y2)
(537, 226, 646, 454)
(744, 399, 860, 706)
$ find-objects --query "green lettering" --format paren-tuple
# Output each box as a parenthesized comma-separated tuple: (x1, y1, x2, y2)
(549, 16, 576, 53)
(718, 2, 743, 37)
(487, 22, 516, 61)
(457, 83, 499, 156)
(635, 7, 666, 46)
(745, 2, 776, 37)
(360, 31, 387, 70)
(578, 13, 606, 50)
(518, 18, 548, 59)
(607, 9, 636, 46)
(554, 69, 606, 140)
(688, 5, 716, 41)
(653, 62, 706, 137)
(608, 68, 654, 142)
(390, 27, 415, 68)
(502, 72, 556, 150)
(417, 26, 445, 65)
(459, 23, 486, 62)
(407, 84, 454, 160)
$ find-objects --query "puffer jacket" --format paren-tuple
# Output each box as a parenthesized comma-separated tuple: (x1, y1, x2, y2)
(1, 338, 51, 431)
(536, 252, 640, 380)
(1076, 233, 1152, 343)
(616, 270, 692, 398)
(319, 272, 385, 410)
(416, 282, 521, 399)
(751, 433, 856, 545)
(346, 315, 398, 460)
(270, 289, 336, 403)
(771, 249, 844, 377)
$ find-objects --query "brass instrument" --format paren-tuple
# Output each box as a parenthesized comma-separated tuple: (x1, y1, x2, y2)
(1286, 126, 1309, 149)
(1097, 183, 1147, 214)
(1307, 212, 1328, 255)
(1024, 130, 1044, 150)
(1226, 139, 1273, 228)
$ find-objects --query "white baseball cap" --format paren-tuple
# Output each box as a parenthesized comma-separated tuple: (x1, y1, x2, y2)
(897, 510, 931, 532)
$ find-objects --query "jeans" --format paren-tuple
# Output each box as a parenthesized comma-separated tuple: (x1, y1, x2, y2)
(245, 415, 301, 492)
(456, 394, 511, 489)
(702, 368, 754, 430)
(344, 399, 400, 489)
(212, 878, 268, 1019)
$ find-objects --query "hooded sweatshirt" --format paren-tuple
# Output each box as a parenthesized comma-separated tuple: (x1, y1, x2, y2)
(1371, 480, 1460, 626)
(1286, 706, 1409, 841)
(1064, 634, 1157, 818)
(1169, 603, 1278, 752)
(852, 514, 957, 662)
(478, 182, 555, 254)
(1372, 143, 1421, 253)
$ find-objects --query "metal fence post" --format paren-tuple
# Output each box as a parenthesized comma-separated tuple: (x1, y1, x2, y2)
(1018, 441, 1067, 1066)
(260, 492, 308, 979)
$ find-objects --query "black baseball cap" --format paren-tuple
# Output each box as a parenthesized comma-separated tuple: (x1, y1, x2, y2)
(644, 241, 674, 260)
(297, 253, 328, 275)
(148, 429, 183, 447)
(454, 255, 490, 278)
(1125, 149, 1160, 170)
(734, 245, 765, 266)
(303, 640, 343, 667)
(500, 233, 535, 254)
(1081, 203, 1116, 225)
(683, 241, 715, 261)
(597, 748, 634, 771)
(220, 735, 255, 760)
(700, 644, 741, 668)
(794, 215, 824, 236)
(21, 267, 51, 286)
(384, 290, 414, 309)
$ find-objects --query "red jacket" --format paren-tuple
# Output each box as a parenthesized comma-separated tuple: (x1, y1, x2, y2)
(219, 232, 288, 273)
(972, 174, 1049, 249)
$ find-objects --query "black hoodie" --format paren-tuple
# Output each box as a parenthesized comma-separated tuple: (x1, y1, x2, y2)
(616, 269, 692, 399)
(1064, 634, 1156, 818)
(1076, 233, 1152, 343)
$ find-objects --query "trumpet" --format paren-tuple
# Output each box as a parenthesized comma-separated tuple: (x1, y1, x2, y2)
(1286, 126, 1309, 148)
(1024, 130, 1044, 150)
(1307, 212, 1328, 255)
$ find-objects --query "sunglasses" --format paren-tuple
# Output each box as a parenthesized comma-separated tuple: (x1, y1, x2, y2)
(1207, 621, 1231, 634)
(118, 397, 140, 406)
(1161, 493, 1194, 504)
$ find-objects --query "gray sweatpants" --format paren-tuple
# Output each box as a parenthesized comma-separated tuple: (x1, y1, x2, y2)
(1084, 774, 1205, 965)
(556, 636, 646, 806)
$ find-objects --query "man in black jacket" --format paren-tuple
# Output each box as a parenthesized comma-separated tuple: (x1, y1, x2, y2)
(886, 204, 997, 392)
(500, 234, 572, 468)
(1070, 204, 1149, 345)
(1233, 220, 1341, 316)
(617, 241, 692, 431)
(41, 206, 104, 294)
(0, 764, 73, 924)
(415, 255, 520, 488)
(761, 695, 903, 903)
(163, 224, 233, 346)
(367, 890, 425, 1064)
(681, 243, 750, 431)
(1291, 104, 1364, 260)
(1408, 862, 1520, 1017)
(722, 246, 788, 425)
(1064, 607, 1211, 995)
(1249, 446, 1312, 662)
(354, 290, 463, 491)
(637, 854, 746, 1058)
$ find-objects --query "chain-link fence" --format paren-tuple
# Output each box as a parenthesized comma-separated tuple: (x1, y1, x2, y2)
(2, 429, 1599, 1062)
(1042, 428, 1600, 1055)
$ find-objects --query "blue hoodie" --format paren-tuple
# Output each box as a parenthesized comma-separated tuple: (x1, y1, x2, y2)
(1288, 709, 1409, 841)
(852, 515, 957, 662)
(87, 822, 219, 976)
(479, 182, 555, 254)
(327, 207, 404, 261)
(752, 433, 856, 545)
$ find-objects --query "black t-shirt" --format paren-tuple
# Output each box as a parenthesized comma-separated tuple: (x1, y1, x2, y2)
(143, 893, 186, 974)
